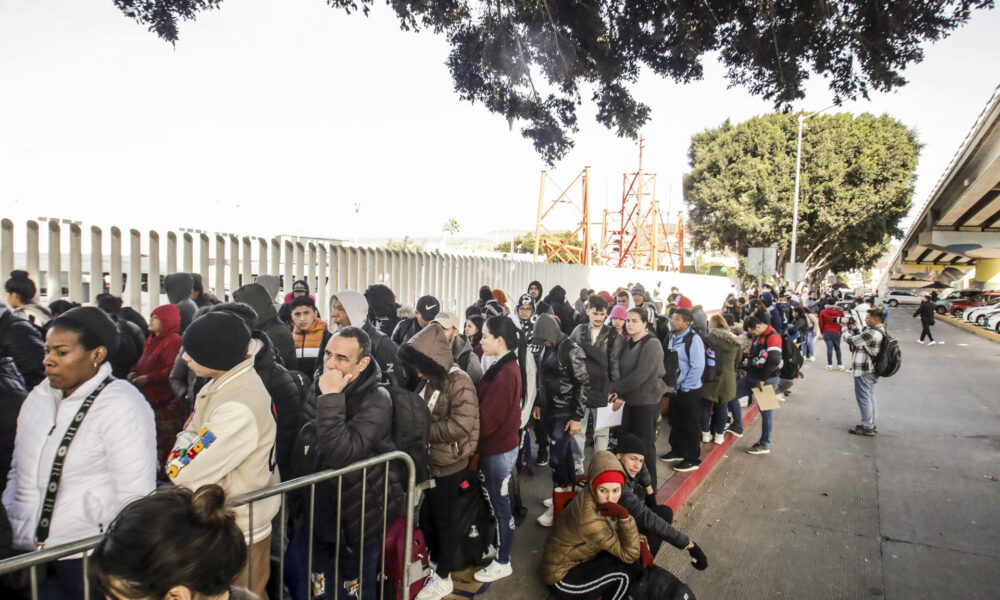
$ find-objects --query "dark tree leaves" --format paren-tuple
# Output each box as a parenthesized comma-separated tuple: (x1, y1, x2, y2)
(683, 112, 921, 280)
(114, 0, 993, 164)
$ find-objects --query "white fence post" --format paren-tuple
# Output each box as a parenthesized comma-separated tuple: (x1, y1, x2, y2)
(228, 236, 240, 301)
(128, 229, 141, 311)
(148, 230, 161, 308)
(0, 219, 13, 277)
(242, 236, 253, 286)
(90, 226, 102, 302)
(69, 224, 83, 303)
(182, 233, 193, 274)
(283, 241, 294, 297)
(166, 232, 178, 275)
(214, 235, 226, 303)
(46, 220, 61, 302)
(269, 238, 280, 277)
(26, 220, 40, 288)
(198, 233, 210, 288)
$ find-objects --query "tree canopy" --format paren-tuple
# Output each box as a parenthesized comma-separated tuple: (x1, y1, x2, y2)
(683, 112, 920, 280)
(114, 0, 992, 164)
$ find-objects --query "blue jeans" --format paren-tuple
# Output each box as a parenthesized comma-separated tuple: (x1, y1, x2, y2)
(854, 373, 879, 429)
(479, 448, 518, 563)
(736, 375, 779, 447)
(547, 415, 577, 486)
(802, 330, 815, 358)
(822, 331, 843, 366)
(700, 399, 727, 435)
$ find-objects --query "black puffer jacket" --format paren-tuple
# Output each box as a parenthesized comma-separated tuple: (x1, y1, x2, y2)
(570, 323, 623, 408)
(0, 308, 45, 390)
(108, 317, 145, 379)
(250, 331, 302, 482)
(532, 314, 589, 421)
(314, 360, 401, 548)
(0, 356, 28, 489)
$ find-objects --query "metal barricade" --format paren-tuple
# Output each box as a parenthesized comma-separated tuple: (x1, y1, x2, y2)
(0, 450, 418, 600)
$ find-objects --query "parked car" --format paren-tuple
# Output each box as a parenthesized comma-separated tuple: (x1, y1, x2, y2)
(934, 290, 980, 314)
(985, 311, 1000, 333)
(882, 289, 922, 307)
(950, 292, 1000, 319)
(964, 302, 1000, 325)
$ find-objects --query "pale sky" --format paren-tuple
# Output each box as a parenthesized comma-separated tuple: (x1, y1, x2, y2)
(2, 0, 998, 243)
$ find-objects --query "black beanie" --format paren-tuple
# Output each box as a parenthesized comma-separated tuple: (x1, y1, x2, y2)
(615, 433, 646, 458)
(182, 311, 250, 371)
(54, 307, 120, 357)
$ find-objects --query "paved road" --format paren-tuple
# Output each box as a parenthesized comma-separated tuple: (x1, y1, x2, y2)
(655, 310, 1000, 599)
(485, 310, 1000, 599)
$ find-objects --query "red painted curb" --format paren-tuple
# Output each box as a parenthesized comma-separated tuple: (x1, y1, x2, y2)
(655, 403, 761, 511)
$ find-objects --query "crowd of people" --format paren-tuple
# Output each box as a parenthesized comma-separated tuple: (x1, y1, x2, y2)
(0, 268, 898, 600)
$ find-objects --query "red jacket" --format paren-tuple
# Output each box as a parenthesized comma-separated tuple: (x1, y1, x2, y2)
(475, 353, 522, 456)
(132, 304, 183, 408)
(818, 306, 844, 334)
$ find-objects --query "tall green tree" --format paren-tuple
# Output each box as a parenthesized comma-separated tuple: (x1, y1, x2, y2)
(683, 112, 920, 280)
(114, 1, 992, 164)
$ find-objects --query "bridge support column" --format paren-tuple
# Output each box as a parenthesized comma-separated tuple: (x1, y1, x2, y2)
(974, 258, 1000, 286)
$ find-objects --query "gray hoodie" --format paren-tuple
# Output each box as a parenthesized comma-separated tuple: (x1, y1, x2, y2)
(255, 275, 283, 313)
(330, 291, 402, 387)
(164, 273, 197, 334)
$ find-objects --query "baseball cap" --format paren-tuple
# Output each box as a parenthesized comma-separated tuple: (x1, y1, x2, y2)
(416, 295, 440, 321)
(433, 311, 461, 330)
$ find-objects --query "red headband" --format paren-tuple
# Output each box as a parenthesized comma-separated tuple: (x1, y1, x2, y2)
(591, 470, 625, 490)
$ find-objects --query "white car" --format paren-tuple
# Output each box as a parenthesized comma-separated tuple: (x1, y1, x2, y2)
(882, 290, 922, 307)
(967, 304, 1000, 326)
(985, 311, 1000, 333)
(963, 295, 1000, 323)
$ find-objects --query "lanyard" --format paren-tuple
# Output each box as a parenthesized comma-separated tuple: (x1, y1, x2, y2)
(34, 376, 114, 549)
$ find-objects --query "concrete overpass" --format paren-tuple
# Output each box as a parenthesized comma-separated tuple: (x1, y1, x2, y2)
(886, 83, 1000, 288)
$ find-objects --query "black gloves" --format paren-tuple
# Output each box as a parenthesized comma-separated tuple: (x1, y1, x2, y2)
(688, 542, 708, 570)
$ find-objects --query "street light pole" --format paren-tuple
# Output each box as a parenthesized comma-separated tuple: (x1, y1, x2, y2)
(789, 102, 840, 269)
(791, 115, 805, 264)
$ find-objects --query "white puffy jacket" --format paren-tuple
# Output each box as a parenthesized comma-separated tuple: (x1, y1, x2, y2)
(2, 362, 156, 552)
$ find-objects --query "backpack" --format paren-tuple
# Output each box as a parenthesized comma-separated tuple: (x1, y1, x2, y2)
(384, 384, 431, 484)
(779, 334, 804, 379)
(865, 328, 901, 377)
(662, 330, 716, 387)
(452, 472, 498, 568)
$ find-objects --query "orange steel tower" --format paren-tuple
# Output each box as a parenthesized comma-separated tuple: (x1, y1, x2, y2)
(533, 167, 592, 264)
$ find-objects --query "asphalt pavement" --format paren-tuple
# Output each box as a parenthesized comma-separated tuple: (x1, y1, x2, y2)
(471, 309, 1000, 599)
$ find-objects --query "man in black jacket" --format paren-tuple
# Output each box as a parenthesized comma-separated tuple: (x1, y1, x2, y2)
(568, 294, 622, 476)
(330, 290, 404, 388)
(615, 433, 706, 565)
(531, 314, 589, 527)
(390, 295, 439, 389)
(311, 326, 400, 600)
(913, 294, 937, 345)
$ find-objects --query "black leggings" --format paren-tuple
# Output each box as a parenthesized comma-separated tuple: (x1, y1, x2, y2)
(552, 552, 642, 600)
(920, 323, 934, 342)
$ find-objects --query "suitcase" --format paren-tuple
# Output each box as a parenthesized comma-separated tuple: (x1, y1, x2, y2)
(382, 515, 429, 600)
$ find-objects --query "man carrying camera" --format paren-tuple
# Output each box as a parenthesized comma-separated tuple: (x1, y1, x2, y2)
(844, 308, 888, 436)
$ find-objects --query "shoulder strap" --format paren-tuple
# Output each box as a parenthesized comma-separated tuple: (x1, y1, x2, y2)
(35, 376, 114, 548)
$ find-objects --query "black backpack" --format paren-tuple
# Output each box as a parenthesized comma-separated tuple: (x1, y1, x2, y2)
(384, 383, 431, 484)
(779, 334, 804, 379)
(865, 328, 901, 377)
(662, 331, 717, 388)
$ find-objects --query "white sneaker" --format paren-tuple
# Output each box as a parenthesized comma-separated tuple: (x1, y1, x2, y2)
(415, 572, 453, 600)
(826, 365, 833, 371)
(474, 560, 513, 582)
(808, 356, 815, 362)
(712, 433, 725, 444)
(537, 505, 554, 527)
(542, 497, 553, 508)
(701, 431, 711, 443)
(916, 340, 924, 344)
(838, 365, 845, 371)
(928, 341, 936, 346)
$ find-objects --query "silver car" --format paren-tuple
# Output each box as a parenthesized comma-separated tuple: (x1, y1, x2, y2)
(882, 290, 923, 307)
